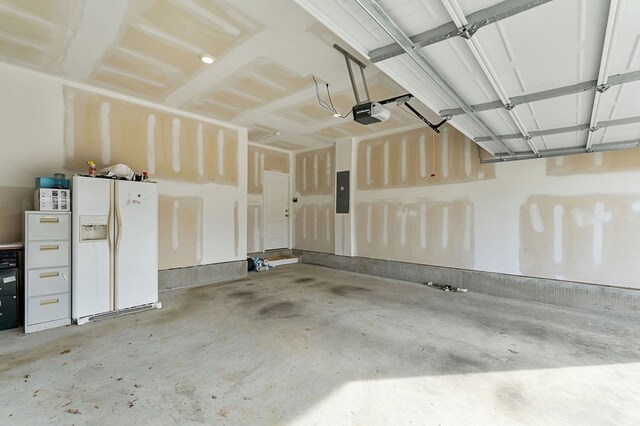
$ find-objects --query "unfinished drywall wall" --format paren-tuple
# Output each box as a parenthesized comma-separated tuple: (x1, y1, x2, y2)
(350, 125, 492, 269)
(357, 125, 494, 189)
(547, 149, 640, 175)
(64, 86, 239, 185)
(158, 196, 203, 270)
(294, 146, 335, 253)
(0, 61, 247, 270)
(355, 200, 475, 268)
(345, 122, 640, 289)
(0, 187, 33, 242)
(295, 147, 334, 196)
(246, 144, 290, 253)
(521, 194, 640, 286)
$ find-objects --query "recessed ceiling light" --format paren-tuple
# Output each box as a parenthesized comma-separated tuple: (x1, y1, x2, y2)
(199, 54, 215, 64)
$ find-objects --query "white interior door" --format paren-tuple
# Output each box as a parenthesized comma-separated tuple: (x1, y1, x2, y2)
(114, 180, 158, 310)
(263, 172, 289, 250)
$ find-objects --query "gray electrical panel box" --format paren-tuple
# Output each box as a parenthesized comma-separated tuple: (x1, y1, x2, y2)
(336, 171, 350, 214)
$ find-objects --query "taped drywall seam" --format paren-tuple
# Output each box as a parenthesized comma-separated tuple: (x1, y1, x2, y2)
(313, 154, 319, 190)
(99, 101, 111, 165)
(196, 123, 204, 177)
(419, 133, 427, 178)
(464, 204, 472, 251)
(196, 201, 203, 262)
(382, 204, 389, 246)
(529, 203, 544, 233)
(366, 144, 372, 185)
(146, 114, 156, 174)
(253, 150, 259, 189)
(302, 157, 307, 191)
(593, 151, 604, 167)
(464, 137, 472, 177)
(420, 203, 427, 249)
(302, 206, 307, 240)
(553, 204, 564, 264)
(441, 127, 449, 178)
(313, 206, 318, 241)
(217, 129, 225, 177)
(325, 207, 330, 242)
(442, 206, 449, 249)
(326, 151, 331, 191)
(259, 152, 264, 189)
(171, 118, 181, 172)
(366, 204, 372, 243)
(593, 202, 612, 265)
(399, 206, 407, 246)
(383, 141, 390, 185)
(64, 91, 75, 159)
(172, 199, 180, 250)
(401, 136, 408, 182)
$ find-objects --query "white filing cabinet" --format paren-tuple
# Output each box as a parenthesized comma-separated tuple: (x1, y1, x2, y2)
(24, 212, 71, 333)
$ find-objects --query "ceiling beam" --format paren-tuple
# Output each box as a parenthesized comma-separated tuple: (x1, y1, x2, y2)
(440, 0, 539, 156)
(440, 69, 640, 116)
(369, 0, 555, 63)
(479, 138, 640, 163)
(585, 0, 623, 151)
(354, 0, 515, 157)
(441, 80, 596, 116)
(474, 115, 640, 143)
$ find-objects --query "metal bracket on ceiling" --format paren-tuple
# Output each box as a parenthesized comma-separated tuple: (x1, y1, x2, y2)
(369, 0, 555, 62)
(523, 135, 541, 157)
(378, 93, 413, 106)
(457, 24, 478, 40)
(589, 126, 599, 132)
(503, 102, 516, 111)
(596, 83, 611, 93)
(333, 43, 370, 105)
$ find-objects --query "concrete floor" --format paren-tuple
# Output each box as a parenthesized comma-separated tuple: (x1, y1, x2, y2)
(1, 264, 639, 425)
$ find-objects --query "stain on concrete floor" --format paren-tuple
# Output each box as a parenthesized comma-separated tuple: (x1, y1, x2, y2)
(1, 264, 640, 425)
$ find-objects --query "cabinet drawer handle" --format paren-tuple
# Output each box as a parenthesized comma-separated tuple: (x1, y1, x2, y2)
(40, 272, 60, 278)
(39, 245, 59, 251)
(40, 217, 60, 223)
(40, 298, 59, 306)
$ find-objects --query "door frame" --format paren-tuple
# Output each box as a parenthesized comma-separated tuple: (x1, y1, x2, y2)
(262, 171, 292, 251)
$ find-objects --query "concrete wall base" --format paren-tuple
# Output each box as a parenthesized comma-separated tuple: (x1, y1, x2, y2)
(159, 260, 247, 292)
(296, 250, 640, 319)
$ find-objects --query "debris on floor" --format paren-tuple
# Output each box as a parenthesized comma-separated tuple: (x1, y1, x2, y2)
(247, 256, 274, 272)
(426, 281, 467, 292)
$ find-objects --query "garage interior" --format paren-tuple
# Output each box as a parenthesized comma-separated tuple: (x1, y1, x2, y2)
(1, 0, 639, 424)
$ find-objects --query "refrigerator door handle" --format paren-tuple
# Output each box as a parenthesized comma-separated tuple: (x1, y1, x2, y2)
(108, 182, 114, 310)
(114, 184, 123, 309)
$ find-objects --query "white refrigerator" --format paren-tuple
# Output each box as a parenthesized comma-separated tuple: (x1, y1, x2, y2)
(72, 176, 159, 324)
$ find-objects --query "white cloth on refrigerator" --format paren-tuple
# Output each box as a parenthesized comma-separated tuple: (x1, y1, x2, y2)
(100, 164, 135, 180)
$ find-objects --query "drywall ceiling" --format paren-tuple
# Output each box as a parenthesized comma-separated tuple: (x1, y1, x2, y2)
(0, 0, 438, 151)
(294, 0, 640, 161)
